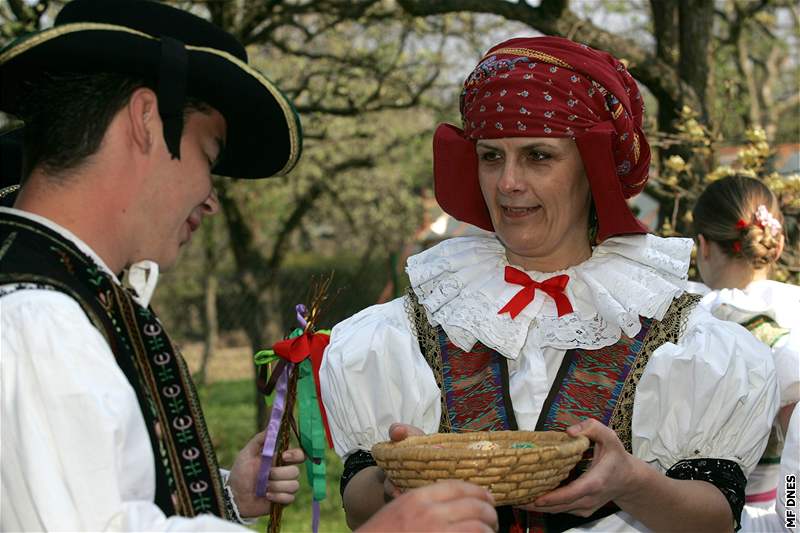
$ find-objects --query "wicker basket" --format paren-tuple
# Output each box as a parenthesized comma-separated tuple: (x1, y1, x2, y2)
(372, 431, 589, 506)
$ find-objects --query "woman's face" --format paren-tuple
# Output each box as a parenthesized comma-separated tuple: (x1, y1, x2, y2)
(477, 136, 592, 272)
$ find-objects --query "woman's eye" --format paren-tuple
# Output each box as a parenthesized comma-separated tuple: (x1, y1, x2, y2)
(528, 151, 550, 161)
(479, 151, 501, 162)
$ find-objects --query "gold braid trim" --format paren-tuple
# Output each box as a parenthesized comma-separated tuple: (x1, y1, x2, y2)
(610, 292, 701, 453)
(481, 47, 572, 69)
(0, 184, 20, 200)
(405, 287, 452, 433)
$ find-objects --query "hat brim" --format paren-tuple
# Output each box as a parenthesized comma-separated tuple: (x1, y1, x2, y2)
(433, 123, 493, 231)
(1, 23, 301, 179)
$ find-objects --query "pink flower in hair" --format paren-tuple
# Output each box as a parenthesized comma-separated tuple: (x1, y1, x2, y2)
(754, 205, 782, 236)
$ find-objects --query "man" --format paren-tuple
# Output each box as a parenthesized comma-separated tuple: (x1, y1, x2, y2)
(0, 1, 499, 531)
(0, 0, 305, 529)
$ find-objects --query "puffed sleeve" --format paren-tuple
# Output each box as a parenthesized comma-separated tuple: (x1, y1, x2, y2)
(632, 304, 779, 477)
(773, 331, 800, 407)
(319, 297, 441, 459)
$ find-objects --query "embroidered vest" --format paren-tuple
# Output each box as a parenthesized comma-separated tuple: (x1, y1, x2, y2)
(407, 288, 699, 532)
(743, 314, 790, 469)
(0, 212, 229, 519)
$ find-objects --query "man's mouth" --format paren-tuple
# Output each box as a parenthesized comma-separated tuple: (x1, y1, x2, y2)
(187, 216, 201, 233)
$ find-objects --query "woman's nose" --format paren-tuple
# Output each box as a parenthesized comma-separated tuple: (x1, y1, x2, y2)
(497, 160, 524, 194)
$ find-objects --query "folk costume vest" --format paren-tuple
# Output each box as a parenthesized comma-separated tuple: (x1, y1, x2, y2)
(406, 288, 699, 532)
(0, 212, 231, 520)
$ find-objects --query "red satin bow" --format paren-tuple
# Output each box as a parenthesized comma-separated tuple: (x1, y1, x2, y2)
(497, 266, 574, 319)
(272, 331, 334, 448)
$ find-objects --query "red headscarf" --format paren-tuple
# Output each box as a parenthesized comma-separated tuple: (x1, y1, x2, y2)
(433, 36, 650, 241)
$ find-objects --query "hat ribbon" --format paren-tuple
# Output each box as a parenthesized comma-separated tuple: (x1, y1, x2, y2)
(497, 266, 573, 319)
(158, 36, 188, 160)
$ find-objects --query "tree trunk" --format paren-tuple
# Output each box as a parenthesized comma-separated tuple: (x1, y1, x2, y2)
(197, 272, 218, 386)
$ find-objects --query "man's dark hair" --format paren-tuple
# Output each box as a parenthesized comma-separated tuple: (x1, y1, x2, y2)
(17, 72, 210, 181)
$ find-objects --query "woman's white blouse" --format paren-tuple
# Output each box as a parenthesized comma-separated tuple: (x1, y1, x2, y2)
(320, 234, 779, 483)
(696, 279, 800, 407)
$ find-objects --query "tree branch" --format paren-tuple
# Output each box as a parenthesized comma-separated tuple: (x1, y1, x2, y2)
(397, 0, 699, 121)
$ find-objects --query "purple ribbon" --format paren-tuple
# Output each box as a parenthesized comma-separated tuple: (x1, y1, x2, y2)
(255, 361, 293, 497)
(296, 304, 308, 329)
(312, 500, 320, 533)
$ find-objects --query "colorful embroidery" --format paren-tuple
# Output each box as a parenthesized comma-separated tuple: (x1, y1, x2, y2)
(437, 329, 517, 433)
(536, 317, 652, 432)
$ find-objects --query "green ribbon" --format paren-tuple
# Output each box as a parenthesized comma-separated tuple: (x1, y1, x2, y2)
(298, 358, 327, 501)
(254, 326, 327, 502)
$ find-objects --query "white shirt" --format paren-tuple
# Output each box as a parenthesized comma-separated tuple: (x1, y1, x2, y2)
(0, 208, 244, 531)
(320, 233, 780, 532)
(695, 279, 800, 408)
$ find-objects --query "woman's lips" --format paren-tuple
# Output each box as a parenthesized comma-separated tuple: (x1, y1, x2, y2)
(501, 205, 541, 218)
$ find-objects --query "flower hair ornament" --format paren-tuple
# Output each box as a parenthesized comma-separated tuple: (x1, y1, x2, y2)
(754, 205, 782, 236)
(732, 204, 782, 255)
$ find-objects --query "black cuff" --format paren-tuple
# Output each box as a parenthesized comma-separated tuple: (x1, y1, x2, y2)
(665, 458, 746, 531)
(340, 450, 378, 499)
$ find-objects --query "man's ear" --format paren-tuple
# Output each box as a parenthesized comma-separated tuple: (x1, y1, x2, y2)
(697, 233, 710, 259)
(127, 87, 159, 155)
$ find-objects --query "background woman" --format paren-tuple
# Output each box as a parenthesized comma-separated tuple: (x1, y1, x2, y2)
(321, 37, 778, 532)
(693, 175, 799, 531)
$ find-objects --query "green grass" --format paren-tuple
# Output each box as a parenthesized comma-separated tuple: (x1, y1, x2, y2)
(198, 379, 349, 533)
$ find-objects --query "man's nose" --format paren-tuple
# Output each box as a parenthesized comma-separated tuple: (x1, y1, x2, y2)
(202, 188, 220, 215)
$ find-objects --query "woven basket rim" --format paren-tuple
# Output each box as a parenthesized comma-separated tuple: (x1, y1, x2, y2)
(372, 430, 589, 462)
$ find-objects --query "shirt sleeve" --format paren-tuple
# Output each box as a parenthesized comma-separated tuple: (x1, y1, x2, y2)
(319, 297, 441, 459)
(0, 289, 244, 532)
(773, 330, 800, 407)
(632, 304, 780, 478)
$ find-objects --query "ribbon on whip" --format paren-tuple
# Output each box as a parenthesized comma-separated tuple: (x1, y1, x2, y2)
(254, 301, 334, 533)
(255, 358, 293, 497)
(497, 266, 573, 319)
(272, 330, 334, 449)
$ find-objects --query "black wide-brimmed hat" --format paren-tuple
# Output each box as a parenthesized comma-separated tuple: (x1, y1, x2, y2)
(0, 0, 302, 179)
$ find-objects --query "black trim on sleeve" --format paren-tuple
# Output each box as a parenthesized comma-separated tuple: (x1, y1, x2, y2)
(340, 450, 378, 499)
(665, 458, 746, 531)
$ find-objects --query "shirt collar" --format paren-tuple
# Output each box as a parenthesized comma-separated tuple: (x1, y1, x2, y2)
(0, 207, 159, 307)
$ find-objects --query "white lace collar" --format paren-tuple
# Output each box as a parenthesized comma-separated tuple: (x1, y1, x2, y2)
(407, 233, 691, 358)
(700, 280, 800, 330)
(0, 207, 159, 307)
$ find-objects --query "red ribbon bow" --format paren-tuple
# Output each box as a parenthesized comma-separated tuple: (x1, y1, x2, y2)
(497, 266, 574, 319)
(272, 331, 334, 448)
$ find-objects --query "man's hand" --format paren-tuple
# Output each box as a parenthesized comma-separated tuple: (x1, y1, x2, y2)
(227, 430, 306, 518)
(517, 418, 641, 517)
(357, 480, 498, 533)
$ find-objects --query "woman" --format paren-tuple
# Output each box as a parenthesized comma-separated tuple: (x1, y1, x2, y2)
(320, 37, 778, 532)
(692, 175, 799, 531)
